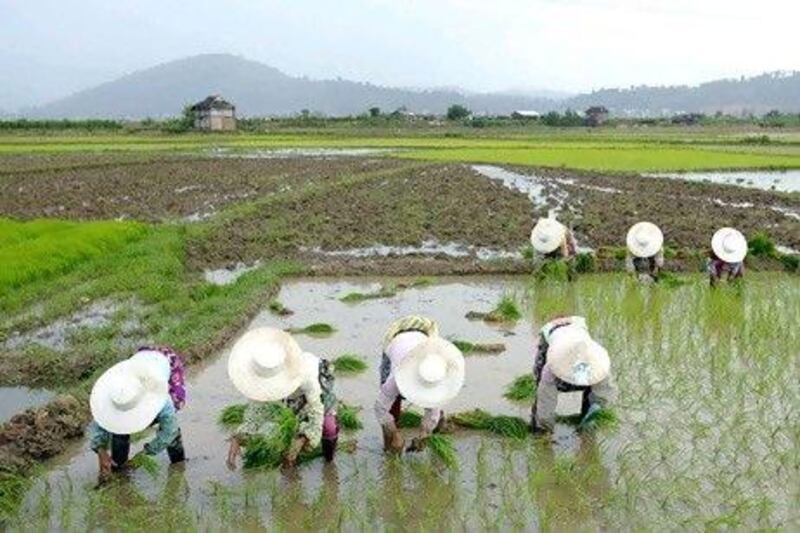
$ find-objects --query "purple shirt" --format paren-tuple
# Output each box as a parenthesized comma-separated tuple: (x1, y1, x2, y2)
(138, 346, 186, 410)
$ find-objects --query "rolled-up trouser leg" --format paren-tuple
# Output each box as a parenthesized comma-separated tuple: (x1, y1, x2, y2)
(322, 412, 339, 461)
(111, 433, 131, 470)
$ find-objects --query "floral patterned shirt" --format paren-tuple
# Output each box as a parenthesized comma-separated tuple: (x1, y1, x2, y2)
(138, 345, 186, 410)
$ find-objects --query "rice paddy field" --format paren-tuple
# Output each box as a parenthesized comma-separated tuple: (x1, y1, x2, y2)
(0, 127, 799, 530)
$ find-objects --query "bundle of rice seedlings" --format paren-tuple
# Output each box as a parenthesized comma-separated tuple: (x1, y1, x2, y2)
(218, 403, 247, 428)
(397, 410, 422, 428)
(340, 285, 397, 303)
(659, 272, 689, 288)
(332, 354, 368, 374)
(268, 300, 293, 316)
(451, 339, 505, 355)
(503, 374, 536, 402)
(242, 406, 299, 469)
(287, 323, 336, 336)
(535, 260, 571, 282)
(578, 407, 619, 431)
(129, 454, 159, 478)
(450, 409, 528, 439)
(338, 403, 363, 431)
(425, 434, 458, 469)
(485, 295, 522, 323)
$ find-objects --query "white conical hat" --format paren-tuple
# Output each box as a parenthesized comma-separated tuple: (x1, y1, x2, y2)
(530, 218, 566, 254)
(90, 352, 170, 435)
(626, 221, 664, 258)
(227, 327, 304, 402)
(548, 325, 610, 387)
(711, 227, 747, 263)
(395, 336, 465, 408)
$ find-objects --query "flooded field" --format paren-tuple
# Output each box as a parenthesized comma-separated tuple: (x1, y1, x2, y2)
(646, 170, 800, 193)
(9, 275, 800, 531)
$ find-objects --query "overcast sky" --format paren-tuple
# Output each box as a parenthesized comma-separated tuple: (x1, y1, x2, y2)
(1, 0, 799, 109)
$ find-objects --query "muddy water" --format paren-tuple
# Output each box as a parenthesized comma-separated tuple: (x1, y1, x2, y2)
(645, 170, 800, 193)
(0, 386, 55, 424)
(12, 275, 800, 530)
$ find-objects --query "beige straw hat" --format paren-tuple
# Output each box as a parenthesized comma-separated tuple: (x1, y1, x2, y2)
(395, 336, 465, 408)
(626, 221, 664, 258)
(227, 327, 304, 402)
(548, 325, 610, 387)
(530, 218, 566, 254)
(90, 351, 170, 435)
(711, 227, 747, 263)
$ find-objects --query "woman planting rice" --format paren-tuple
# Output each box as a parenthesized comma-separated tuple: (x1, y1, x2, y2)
(708, 227, 747, 286)
(531, 316, 616, 432)
(625, 221, 665, 284)
(530, 217, 578, 281)
(375, 316, 465, 453)
(88, 346, 186, 479)
(225, 327, 339, 469)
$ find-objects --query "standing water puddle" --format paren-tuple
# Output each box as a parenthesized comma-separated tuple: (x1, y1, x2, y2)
(0, 387, 55, 424)
(645, 170, 800, 193)
(10, 275, 799, 530)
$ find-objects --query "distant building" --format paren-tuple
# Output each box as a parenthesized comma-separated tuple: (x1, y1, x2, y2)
(511, 110, 541, 119)
(190, 95, 236, 131)
(671, 113, 704, 126)
(584, 106, 609, 127)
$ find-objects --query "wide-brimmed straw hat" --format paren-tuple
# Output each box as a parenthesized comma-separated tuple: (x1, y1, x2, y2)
(228, 327, 304, 402)
(711, 227, 747, 263)
(395, 336, 465, 408)
(548, 325, 610, 387)
(626, 221, 664, 258)
(90, 351, 170, 435)
(530, 218, 566, 254)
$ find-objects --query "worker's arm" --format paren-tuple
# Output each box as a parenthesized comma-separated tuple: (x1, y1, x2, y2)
(143, 402, 179, 456)
(88, 420, 111, 453)
(587, 373, 617, 409)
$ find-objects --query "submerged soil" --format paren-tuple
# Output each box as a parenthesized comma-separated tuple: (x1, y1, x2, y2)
(8, 276, 800, 530)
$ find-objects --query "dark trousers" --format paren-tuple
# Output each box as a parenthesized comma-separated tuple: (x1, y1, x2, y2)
(111, 429, 185, 469)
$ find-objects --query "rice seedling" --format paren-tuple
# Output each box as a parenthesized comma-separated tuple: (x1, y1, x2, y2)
(340, 285, 397, 303)
(397, 410, 423, 428)
(450, 339, 505, 355)
(129, 454, 159, 478)
(577, 407, 618, 431)
(338, 403, 363, 431)
(218, 403, 247, 428)
(267, 300, 293, 316)
(0, 471, 30, 523)
(659, 272, 689, 288)
(424, 434, 459, 469)
(242, 406, 299, 469)
(332, 353, 368, 374)
(535, 260, 571, 282)
(747, 232, 777, 258)
(286, 322, 336, 336)
(484, 294, 522, 323)
(504, 374, 536, 402)
(450, 409, 529, 439)
(574, 252, 596, 273)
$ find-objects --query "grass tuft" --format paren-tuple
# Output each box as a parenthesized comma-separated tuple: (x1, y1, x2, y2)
(332, 354, 368, 374)
(503, 374, 536, 402)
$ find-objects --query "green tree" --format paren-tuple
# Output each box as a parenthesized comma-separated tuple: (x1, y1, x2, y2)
(369, 106, 381, 117)
(446, 104, 471, 120)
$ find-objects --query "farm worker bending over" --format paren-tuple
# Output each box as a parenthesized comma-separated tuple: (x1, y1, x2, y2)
(625, 221, 665, 284)
(531, 217, 578, 280)
(708, 227, 747, 286)
(375, 316, 465, 453)
(532, 316, 616, 432)
(226, 327, 339, 468)
(88, 346, 187, 478)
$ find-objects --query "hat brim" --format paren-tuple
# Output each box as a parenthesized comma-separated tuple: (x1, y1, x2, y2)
(395, 337, 465, 408)
(90, 361, 169, 435)
(626, 222, 664, 258)
(531, 219, 567, 254)
(712, 228, 747, 263)
(548, 328, 610, 386)
(227, 328, 304, 402)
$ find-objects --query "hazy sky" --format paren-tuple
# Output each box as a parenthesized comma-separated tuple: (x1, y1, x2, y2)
(1, 0, 798, 109)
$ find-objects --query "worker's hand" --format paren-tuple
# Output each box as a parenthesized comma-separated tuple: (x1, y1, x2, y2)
(283, 436, 308, 468)
(226, 438, 241, 471)
(126, 451, 146, 470)
(97, 449, 114, 478)
(389, 429, 405, 454)
(406, 436, 427, 453)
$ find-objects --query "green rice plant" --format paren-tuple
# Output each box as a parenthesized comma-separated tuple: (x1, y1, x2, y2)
(504, 374, 536, 402)
(338, 403, 363, 431)
(340, 285, 397, 303)
(659, 272, 689, 288)
(218, 403, 247, 428)
(397, 410, 423, 428)
(574, 252, 596, 273)
(450, 409, 529, 439)
(779, 253, 799, 272)
(535, 260, 571, 282)
(129, 454, 159, 478)
(521, 244, 535, 261)
(578, 407, 618, 431)
(747, 232, 777, 258)
(286, 322, 336, 336)
(0, 471, 30, 523)
(408, 277, 435, 288)
(332, 353, 368, 374)
(451, 339, 505, 355)
(425, 434, 459, 469)
(267, 300, 293, 316)
(242, 406, 299, 469)
(485, 294, 522, 323)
